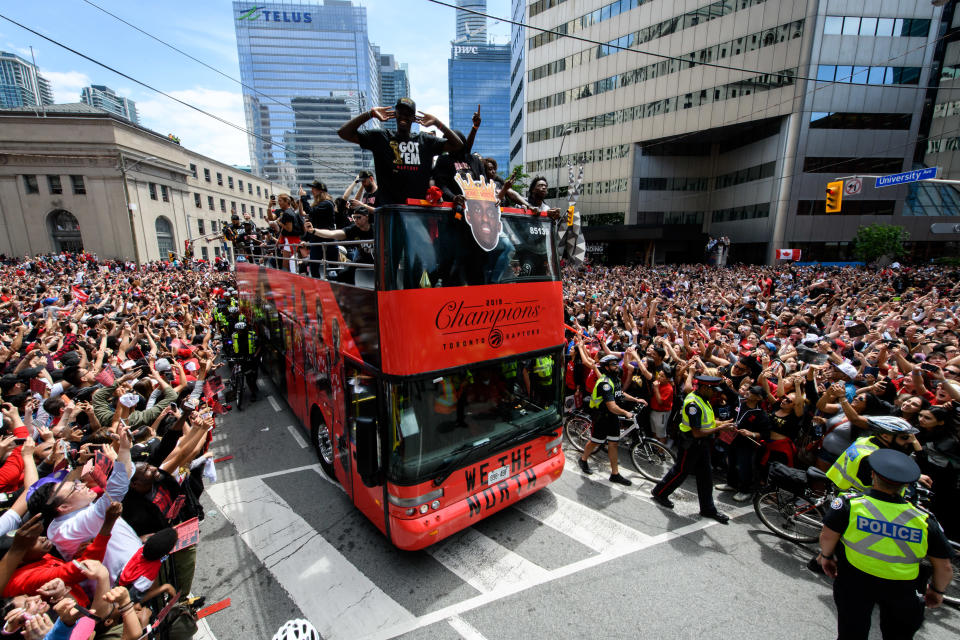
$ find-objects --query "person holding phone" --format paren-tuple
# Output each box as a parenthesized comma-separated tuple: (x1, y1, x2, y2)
(299, 180, 336, 277)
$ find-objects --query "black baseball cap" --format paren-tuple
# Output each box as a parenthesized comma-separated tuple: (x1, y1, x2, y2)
(231, 213, 240, 220)
(358, 170, 373, 180)
(395, 97, 416, 114)
(310, 179, 327, 192)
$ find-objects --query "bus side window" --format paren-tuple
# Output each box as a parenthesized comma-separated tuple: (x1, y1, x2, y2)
(347, 366, 382, 486)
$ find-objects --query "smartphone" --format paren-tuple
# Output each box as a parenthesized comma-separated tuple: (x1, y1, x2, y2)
(923, 327, 937, 335)
(920, 362, 939, 372)
(12, 438, 25, 446)
(169, 402, 178, 413)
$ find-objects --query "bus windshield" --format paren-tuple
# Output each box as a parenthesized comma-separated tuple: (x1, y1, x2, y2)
(384, 210, 559, 290)
(387, 353, 562, 485)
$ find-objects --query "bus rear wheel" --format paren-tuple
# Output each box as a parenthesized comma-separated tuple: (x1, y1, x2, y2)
(311, 418, 337, 481)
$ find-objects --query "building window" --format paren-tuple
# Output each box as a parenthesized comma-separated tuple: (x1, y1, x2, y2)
(256, 186, 261, 197)
(148, 183, 158, 200)
(203, 168, 211, 182)
(241, 203, 246, 213)
(803, 157, 903, 173)
(238, 179, 243, 191)
(228, 176, 234, 189)
(70, 175, 86, 195)
(259, 207, 264, 218)
(200, 246, 209, 260)
(230, 201, 236, 213)
(214, 246, 221, 258)
(248, 183, 252, 194)
(797, 199, 896, 216)
(160, 185, 169, 202)
(194, 193, 202, 208)
(809, 112, 912, 129)
(219, 198, 226, 212)
(189, 163, 197, 178)
(155, 216, 175, 257)
(207, 196, 214, 210)
(198, 219, 206, 235)
(211, 221, 219, 233)
(216, 172, 223, 186)
(23, 175, 39, 194)
(47, 175, 63, 195)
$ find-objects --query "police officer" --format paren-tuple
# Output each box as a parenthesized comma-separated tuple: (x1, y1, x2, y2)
(827, 416, 925, 494)
(818, 449, 954, 639)
(523, 355, 555, 407)
(579, 355, 646, 486)
(651, 375, 736, 522)
(230, 320, 260, 403)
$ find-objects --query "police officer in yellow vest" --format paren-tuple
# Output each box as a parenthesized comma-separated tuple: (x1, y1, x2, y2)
(651, 375, 737, 523)
(579, 355, 647, 486)
(826, 416, 925, 495)
(230, 320, 260, 403)
(523, 355, 555, 407)
(818, 448, 954, 640)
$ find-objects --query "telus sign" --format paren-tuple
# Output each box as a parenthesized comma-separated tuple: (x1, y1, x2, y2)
(237, 6, 313, 23)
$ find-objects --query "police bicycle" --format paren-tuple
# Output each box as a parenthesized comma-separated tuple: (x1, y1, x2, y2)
(753, 463, 837, 543)
(564, 410, 675, 481)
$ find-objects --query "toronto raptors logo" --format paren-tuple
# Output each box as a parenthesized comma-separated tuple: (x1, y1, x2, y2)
(488, 328, 503, 348)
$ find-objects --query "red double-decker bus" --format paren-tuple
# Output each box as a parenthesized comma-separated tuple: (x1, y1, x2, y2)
(236, 203, 565, 550)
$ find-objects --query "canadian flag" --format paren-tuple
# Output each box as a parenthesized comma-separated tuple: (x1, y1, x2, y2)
(777, 249, 801, 261)
(71, 286, 89, 303)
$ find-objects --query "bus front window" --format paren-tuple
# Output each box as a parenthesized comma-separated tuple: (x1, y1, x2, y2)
(387, 354, 562, 485)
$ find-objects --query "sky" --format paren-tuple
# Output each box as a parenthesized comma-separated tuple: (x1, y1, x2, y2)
(0, 0, 511, 166)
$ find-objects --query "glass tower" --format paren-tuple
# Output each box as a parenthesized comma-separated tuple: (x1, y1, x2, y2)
(455, 0, 487, 44)
(81, 85, 139, 124)
(233, 1, 379, 194)
(0, 51, 53, 109)
(449, 43, 511, 176)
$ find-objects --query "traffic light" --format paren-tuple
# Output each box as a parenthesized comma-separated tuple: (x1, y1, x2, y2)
(566, 205, 575, 227)
(825, 181, 843, 213)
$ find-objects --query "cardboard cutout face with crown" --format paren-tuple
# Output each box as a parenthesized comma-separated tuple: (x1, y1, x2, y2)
(455, 175, 503, 251)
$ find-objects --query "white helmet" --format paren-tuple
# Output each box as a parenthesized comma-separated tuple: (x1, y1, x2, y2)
(272, 619, 320, 640)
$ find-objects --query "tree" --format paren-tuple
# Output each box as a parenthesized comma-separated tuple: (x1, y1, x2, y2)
(506, 165, 531, 199)
(853, 223, 909, 264)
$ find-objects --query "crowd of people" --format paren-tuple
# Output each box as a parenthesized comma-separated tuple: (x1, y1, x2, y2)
(0, 250, 235, 638)
(561, 263, 960, 538)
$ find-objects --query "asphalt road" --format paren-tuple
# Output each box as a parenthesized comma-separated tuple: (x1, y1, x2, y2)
(189, 376, 960, 640)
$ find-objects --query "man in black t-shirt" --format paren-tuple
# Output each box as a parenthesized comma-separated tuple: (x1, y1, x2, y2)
(338, 97, 462, 204)
(300, 180, 337, 275)
(303, 212, 374, 283)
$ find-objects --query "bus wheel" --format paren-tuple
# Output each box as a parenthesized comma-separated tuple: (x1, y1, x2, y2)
(310, 414, 337, 481)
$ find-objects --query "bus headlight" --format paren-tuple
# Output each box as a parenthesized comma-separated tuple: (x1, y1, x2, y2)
(430, 500, 441, 510)
(419, 504, 429, 514)
(405, 508, 415, 516)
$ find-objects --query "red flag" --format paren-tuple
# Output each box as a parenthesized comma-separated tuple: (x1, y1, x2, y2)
(71, 286, 89, 303)
(94, 367, 115, 386)
(776, 249, 801, 261)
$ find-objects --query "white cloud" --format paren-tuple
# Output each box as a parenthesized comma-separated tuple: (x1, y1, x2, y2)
(135, 87, 249, 167)
(40, 70, 91, 104)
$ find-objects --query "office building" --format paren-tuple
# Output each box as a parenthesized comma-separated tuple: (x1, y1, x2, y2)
(80, 85, 139, 125)
(0, 104, 279, 263)
(455, 0, 487, 44)
(233, 0, 379, 195)
(519, 0, 950, 264)
(0, 51, 53, 109)
(508, 0, 527, 171)
(379, 53, 410, 132)
(449, 1, 511, 175)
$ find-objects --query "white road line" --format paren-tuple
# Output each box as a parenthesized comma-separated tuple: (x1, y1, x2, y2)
(512, 489, 650, 552)
(267, 395, 282, 412)
(427, 528, 549, 593)
(206, 477, 414, 640)
(447, 615, 488, 640)
(287, 424, 308, 448)
(193, 618, 217, 640)
(361, 503, 754, 640)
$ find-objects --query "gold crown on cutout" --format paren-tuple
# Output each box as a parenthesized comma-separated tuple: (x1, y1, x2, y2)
(454, 174, 498, 202)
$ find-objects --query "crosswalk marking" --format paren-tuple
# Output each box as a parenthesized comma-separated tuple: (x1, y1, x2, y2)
(427, 527, 549, 593)
(267, 395, 282, 412)
(512, 488, 650, 552)
(287, 424, 308, 448)
(206, 476, 414, 640)
(447, 615, 489, 640)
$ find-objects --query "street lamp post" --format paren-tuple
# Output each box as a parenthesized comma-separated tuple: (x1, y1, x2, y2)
(118, 154, 157, 265)
(554, 127, 573, 207)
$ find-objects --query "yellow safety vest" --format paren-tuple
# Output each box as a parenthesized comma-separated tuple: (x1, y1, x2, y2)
(501, 361, 518, 380)
(533, 356, 553, 384)
(841, 495, 929, 580)
(826, 436, 879, 493)
(588, 375, 613, 410)
(232, 331, 256, 355)
(678, 393, 716, 433)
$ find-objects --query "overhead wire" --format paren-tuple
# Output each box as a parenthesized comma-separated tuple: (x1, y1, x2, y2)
(0, 12, 359, 178)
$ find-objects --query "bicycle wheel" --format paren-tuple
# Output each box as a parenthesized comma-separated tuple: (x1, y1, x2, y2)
(753, 489, 823, 543)
(630, 438, 675, 481)
(944, 551, 960, 608)
(564, 416, 592, 452)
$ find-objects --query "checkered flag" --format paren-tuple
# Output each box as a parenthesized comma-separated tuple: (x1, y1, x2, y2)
(558, 164, 586, 264)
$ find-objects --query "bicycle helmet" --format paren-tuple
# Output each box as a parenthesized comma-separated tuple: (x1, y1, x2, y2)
(272, 619, 320, 640)
(599, 355, 620, 367)
(234, 321, 247, 331)
(228, 306, 239, 314)
(865, 415, 919, 435)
